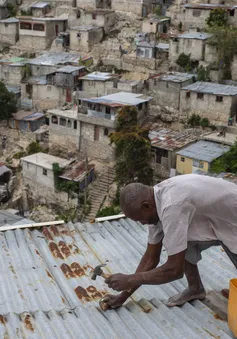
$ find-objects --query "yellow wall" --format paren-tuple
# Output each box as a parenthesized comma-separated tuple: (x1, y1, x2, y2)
(176, 155, 209, 174)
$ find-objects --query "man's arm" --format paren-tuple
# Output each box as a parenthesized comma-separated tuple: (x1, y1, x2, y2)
(106, 250, 186, 292)
(103, 241, 162, 308)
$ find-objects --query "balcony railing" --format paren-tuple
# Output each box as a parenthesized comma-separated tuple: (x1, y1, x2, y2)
(87, 109, 115, 120)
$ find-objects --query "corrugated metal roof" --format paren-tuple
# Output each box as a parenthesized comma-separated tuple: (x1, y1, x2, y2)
(6, 85, 21, 95)
(28, 53, 85, 66)
(156, 43, 169, 50)
(0, 17, 19, 23)
(21, 152, 73, 170)
(178, 32, 213, 40)
(71, 25, 100, 31)
(31, 1, 50, 8)
(24, 112, 45, 121)
(0, 210, 32, 227)
(59, 161, 94, 181)
(185, 3, 237, 10)
(83, 92, 153, 106)
(0, 219, 235, 338)
(81, 72, 118, 81)
(56, 65, 85, 74)
(152, 72, 194, 82)
(176, 140, 230, 162)
(182, 81, 237, 96)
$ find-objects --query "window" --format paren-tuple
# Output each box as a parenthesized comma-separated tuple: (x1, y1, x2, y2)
(193, 9, 201, 17)
(166, 82, 169, 88)
(150, 22, 153, 25)
(4, 23, 8, 28)
(60, 118, 66, 126)
(138, 103, 143, 110)
(52, 115, 58, 124)
(92, 13, 97, 20)
(43, 168, 47, 176)
(186, 91, 190, 98)
(105, 106, 111, 114)
(77, 10, 81, 18)
(67, 120, 72, 128)
(113, 81, 118, 88)
(216, 95, 223, 102)
(33, 23, 45, 31)
(197, 92, 204, 99)
(27, 162, 29, 169)
(20, 22, 32, 30)
(181, 157, 185, 162)
(74, 120, 77, 129)
(230, 9, 235, 17)
(104, 128, 109, 136)
(94, 126, 100, 141)
(77, 33, 81, 39)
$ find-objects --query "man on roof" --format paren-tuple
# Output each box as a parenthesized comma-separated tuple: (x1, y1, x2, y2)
(103, 174, 237, 309)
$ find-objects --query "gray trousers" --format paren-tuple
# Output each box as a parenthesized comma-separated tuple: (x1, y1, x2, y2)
(185, 241, 237, 267)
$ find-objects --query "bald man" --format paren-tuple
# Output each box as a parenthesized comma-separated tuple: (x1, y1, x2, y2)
(103, 174, 237, 309)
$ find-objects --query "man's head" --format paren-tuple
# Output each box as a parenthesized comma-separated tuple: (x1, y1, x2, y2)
(120, 183, 158, 225)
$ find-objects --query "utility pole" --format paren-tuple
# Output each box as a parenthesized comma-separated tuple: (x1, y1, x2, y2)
(84, 151, 88, 206)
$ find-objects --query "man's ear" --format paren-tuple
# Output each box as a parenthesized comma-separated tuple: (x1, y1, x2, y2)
(142, 201, 150, 209)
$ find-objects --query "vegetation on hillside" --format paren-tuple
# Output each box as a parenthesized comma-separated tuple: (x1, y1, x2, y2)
(211, 142, 237, 174)
(0, 82, 17, 121)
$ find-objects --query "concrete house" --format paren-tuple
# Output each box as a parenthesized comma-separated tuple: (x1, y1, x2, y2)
(0, 18, 19, 45)
(184, 4, 237, 30)
(136, 41, 169, 59)
(18, 16, 67, 50)
(169, 32, 213, 63)
(149, 125, 199, 178)
(176, 140, 230, 174)
(112, 0, 152, 17)
(148, 72, 195, 109)
(70, 25, 103, 52)
(76, 0, 111, 9)
(142, 17, 170, 34)
(30, 2, 50, 17)
(77, 9, 116, 33)
(78, 72, 120, 98)
(21, 152, 73, 203)
(180, 82, 237, 125)
(0, 58, 26, 85)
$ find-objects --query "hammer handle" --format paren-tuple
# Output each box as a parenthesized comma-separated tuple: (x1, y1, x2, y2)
(101, 272, 111, 280)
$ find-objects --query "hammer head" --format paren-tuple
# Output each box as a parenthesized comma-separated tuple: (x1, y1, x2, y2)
(91, 264, 106, 280)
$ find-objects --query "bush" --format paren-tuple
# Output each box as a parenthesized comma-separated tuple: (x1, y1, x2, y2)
(96, 205, 121, 218)
(176, 53, 190, 68)
(27, 141, 42, 155)
(206, 8, 228, 27)
(188, 114, 210, 128)
(200, 118, 210, 128)
(7, 3, 17, 17)
(178, 22, 182, 32)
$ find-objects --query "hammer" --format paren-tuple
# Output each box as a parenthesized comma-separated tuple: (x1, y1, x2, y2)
(91, 264, 110, 280)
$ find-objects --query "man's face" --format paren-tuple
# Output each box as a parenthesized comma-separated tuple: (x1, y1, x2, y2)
(123, 203, 159, 225)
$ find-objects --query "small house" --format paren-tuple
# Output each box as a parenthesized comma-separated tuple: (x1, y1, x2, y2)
(48, 65, 87, 89)
(0, 58, 27, 85)
(149, 125, 199, 178)
(78, 9, 116, 33)
(156, 43, 169, 59)
(136, 41, 155, 59)
(19, 16, 68, 50)
(70, 25, 103, 52)
(142, 17, 170, 34)
(0, 18, 19, 45)
(9, 111, 45, 131)
(76, 0, 111, 10)
(184, 4, 237, 30)
(148, 72, 195, 109)
(176, 140, 230, 174)
(180, 81, 237, 125)
(169, 32, 213, 62)
(31, 2, 50, 17)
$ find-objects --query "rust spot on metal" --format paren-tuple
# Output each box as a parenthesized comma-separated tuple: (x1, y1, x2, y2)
(73, 248, 80, 255)
(221, 289, 229, 299)
(24, 315, 34, 332)
(61, 263, 75, 278)
(35, 249, 41, 256)
(75, 286, 90, 301)
(42, 228, 53, 240)
(46, 270, 53, 279)
(214, 314, 224, 321)
(50, 225, 60, 236)
(0, 315, 6, 324)
(49, 242, 64, 259)
(58, 241, 71, 258)
(204, 329, 220, 339)
(71, 262, 84, 277)
(86, 285, 103, 299)
(61, 297, 66, 304)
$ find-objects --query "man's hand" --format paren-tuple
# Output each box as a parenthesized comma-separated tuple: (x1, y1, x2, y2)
(101, 294, 127, 309)
(105, 273, 138, 291)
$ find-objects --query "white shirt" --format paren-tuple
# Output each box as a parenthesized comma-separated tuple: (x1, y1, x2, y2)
(148, 174, 237, 256)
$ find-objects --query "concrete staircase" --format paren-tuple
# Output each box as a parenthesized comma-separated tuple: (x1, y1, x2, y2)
(84, 166, 116, 222)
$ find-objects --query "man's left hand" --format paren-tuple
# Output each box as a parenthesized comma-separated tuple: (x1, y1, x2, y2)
(105, 273, 136, 291)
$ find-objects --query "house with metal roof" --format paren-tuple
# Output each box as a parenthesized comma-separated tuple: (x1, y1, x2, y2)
(148, 124, 200, 178)
(184, 4, 237, 30)
(180, 81, 237, 126)
(0, 217, 235, 338)
(30, 2, 50, 17)
(142, 17, 170, 34)
(0, 17, 19, 45)
(77, 8, 116, 34)
(148, 72, 196, 109)
(169, 31, 213, 62)
(9, 111, 45, 131)
(176, 140, 230, 174)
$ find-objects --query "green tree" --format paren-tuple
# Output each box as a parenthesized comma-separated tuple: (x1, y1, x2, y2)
(0, 82, 17, 120)
(206, 8, 228, 27)
(197, 66, 210, 81)
(110, 106, 153, 187)
(211, 141, 237, 173)
(6, 3, 17, 17)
